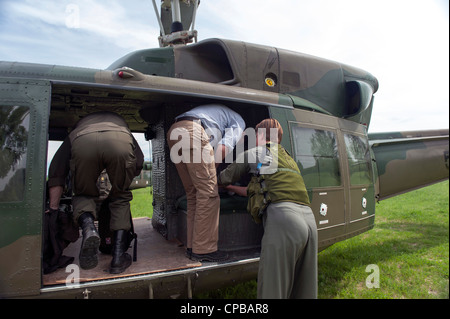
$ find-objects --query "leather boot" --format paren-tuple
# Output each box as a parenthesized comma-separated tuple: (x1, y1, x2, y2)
(109, 230, 132, 274)
(78, 212, 100, 270)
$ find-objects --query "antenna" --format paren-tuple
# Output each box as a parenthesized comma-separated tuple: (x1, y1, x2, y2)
(152, 0, 199, 47)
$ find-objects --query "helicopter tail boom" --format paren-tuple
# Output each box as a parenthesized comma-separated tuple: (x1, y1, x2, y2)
(369, 129, 449, 200)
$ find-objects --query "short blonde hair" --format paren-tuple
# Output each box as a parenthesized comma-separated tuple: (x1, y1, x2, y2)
(255, 118, 283, 143)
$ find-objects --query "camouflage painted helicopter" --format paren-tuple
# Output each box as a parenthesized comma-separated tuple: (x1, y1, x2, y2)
(0, 0, 448, 298)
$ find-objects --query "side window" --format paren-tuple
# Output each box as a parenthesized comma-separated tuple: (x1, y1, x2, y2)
(0, 106, 30, 202)
(291, 125, 341, 188)
(344, 133, 372, 185)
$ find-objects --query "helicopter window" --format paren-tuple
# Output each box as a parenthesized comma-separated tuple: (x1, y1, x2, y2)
(344, 134, 372, 185)
(291, 126, 341, 188)
(0, 105, 30, 202)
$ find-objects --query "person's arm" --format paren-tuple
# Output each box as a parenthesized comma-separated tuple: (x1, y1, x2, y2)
(132, 134, 144, 176)
(215, 144, 229, 168)
(224, 185, 248, 197)
(47, 137, 71, 188)
(47, 137, 71, 212)
(217, 150, 251, 186)
(216, 113, 245, 166)
(48, 186, 64, 210)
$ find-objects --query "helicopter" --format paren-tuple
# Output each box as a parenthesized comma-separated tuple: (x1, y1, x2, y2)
(0, 0, 448, 299)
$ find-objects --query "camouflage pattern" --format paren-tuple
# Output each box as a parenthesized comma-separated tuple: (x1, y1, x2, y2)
(271, 105, 378, 248)
(107, 38, 378, 126)
(0, 38, 377, 130)
(369, 129, 449, 200)
(0, 36, 447, 298)
(0, 79, 50, 297)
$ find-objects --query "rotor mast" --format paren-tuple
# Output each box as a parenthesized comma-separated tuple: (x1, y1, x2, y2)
(152, 0, 199, 47)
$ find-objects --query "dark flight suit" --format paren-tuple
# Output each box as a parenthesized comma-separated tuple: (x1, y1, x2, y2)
(48, 111, 144, 231)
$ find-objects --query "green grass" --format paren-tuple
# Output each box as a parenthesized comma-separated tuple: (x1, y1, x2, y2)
(130, 182, 449, 299)
(130, 187, 153, 218)
(318, 180, 449, 299)
(197, 180, 449, 299)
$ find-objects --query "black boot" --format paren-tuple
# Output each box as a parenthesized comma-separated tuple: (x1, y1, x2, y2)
(78, 212, 100, 270)
(109, 230, 132, 274)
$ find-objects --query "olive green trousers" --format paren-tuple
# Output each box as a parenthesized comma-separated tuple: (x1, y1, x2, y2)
(258, 201, 318, 299)
(70, 131, 136, 231)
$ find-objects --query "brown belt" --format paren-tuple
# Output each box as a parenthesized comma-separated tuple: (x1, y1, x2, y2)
(176, 116, 204, 128)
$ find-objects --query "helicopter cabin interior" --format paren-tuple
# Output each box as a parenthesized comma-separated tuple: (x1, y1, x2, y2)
(41, 81, 270, 285)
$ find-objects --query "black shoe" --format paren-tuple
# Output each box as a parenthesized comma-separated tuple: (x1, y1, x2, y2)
(78, 212, 100, 270)
(190, 250, 228, 262)
(109, 230, 132, 274)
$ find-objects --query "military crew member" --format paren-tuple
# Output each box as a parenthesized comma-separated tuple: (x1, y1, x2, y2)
(218, 118, 318, 298)
(48, 111, 143, 274)
(167, 104, 245, 262)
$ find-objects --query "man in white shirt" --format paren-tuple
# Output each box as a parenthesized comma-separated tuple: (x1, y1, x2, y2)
(167, 104, 245, 262)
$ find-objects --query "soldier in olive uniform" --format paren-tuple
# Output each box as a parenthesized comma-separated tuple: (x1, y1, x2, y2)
(48, 111, 143, 274)
(218, 119, 318, 299)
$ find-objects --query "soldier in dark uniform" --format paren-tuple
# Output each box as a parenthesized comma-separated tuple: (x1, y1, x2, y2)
(48, 111, 144, 274)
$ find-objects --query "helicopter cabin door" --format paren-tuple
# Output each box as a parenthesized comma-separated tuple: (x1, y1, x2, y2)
(341, 128, 376, 236)
(289, 121, 346, 248)
(0, 78, 51, 297)
(272, 104, 376, 248)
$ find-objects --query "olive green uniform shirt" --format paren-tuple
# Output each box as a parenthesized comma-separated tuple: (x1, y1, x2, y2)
(48, 111, 144, 230)
(218, 143, 310, 222)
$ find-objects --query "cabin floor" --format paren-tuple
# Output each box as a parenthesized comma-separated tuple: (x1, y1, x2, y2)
(43, 217, 201, 286)
(43, 217, 261, 286)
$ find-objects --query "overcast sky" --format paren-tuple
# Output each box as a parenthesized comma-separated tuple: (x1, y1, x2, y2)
(0, 0, 448, 160)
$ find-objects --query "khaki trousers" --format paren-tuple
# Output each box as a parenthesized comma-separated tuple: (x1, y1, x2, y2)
(167, 120, 220, 254)
(71, 131, 136, 231)
(258, 202, 318, 299)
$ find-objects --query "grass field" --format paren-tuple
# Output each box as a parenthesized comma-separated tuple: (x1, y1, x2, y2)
(130, 187, 153, 219)
(130, 181, 449, 299)
(317, 180, 449, 299)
